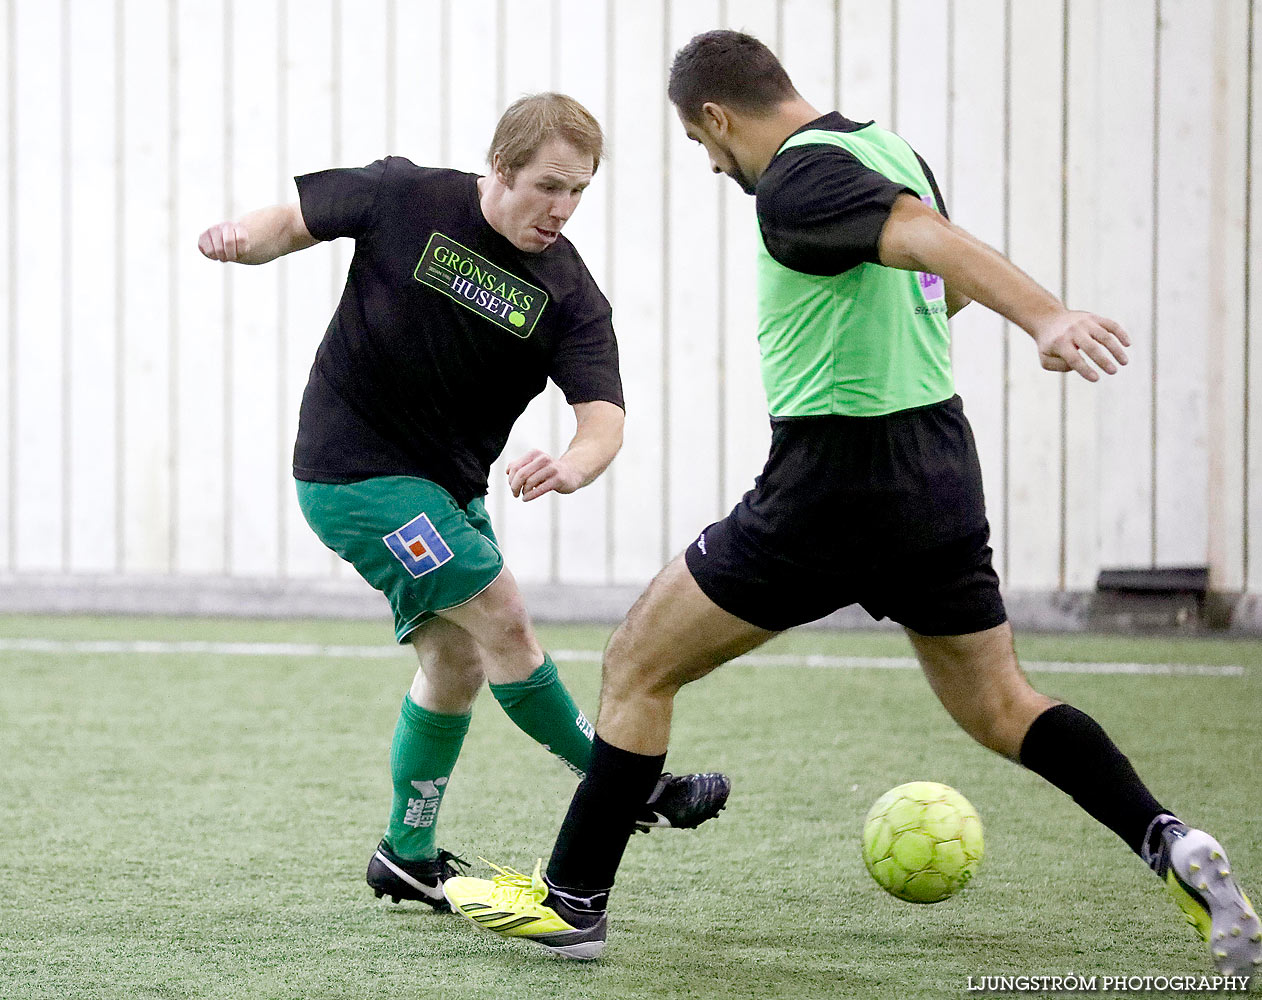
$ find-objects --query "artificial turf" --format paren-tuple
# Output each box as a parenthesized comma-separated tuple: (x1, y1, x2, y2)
(0, 615, 1257, 998)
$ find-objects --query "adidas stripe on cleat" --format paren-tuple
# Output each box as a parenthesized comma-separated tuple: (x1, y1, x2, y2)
(634, 771, 731, 832)
(366, 840, 468, 912)
(1157, 825, 1262, 975)
(443, 859, 607, 960)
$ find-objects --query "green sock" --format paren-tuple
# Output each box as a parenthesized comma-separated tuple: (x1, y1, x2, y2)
(383, 695, 471, 861)
(489, 654, 593, 777)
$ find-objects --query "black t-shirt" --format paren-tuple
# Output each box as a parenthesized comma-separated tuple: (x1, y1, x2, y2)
(292, 156, 624, 506)
(755, 112, 948, 276)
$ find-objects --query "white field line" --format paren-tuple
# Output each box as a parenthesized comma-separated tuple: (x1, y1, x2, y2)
(0, 637, 1245, 677)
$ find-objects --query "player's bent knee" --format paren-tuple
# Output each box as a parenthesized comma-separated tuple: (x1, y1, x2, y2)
(599, 646, 692, 707)
(953, 689, 1052, 759)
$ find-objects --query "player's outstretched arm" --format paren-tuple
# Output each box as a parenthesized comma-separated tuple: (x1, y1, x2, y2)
(878, 193, 1131, 382)
(197, 202, 318, 265)
(506, 400, 625, 502)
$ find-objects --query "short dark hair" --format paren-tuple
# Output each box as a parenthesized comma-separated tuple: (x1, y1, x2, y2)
(667, 30, 797, 123)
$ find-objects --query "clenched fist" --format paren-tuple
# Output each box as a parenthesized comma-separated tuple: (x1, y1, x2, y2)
(198, 221, 251, 262)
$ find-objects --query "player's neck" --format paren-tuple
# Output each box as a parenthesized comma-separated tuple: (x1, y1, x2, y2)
(750, 98, 824, 178)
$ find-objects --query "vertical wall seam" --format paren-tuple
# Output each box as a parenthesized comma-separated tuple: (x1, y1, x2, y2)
(549, 0, 560, 584)
(1058, 0, 1070, 590)
(890, 0, 899, 132)
(661, 0, 672, 564)
(495, 0, 506, 111)
(716, 0, 727, 518)
(944, 0, 955, 372)
(223, 0, 235, 575)
(439, 0, 449, 165)
(167, 0, 179, 573)
(114, 0, 126, 573)
(326, 0, 341, 580)
(945, 0, 954, 211)
(604, 0, 616, 583)
(61, 0, 71, 572)
(386, 0, 396, 152)
(1150, 0, 1162, 567)
(1244, 0, 1255, 589)
(6, 0, 16, 571)
(833, 0, 842, 111)
(1001, 0, 1011, 583)
(276, 0, 289, 578)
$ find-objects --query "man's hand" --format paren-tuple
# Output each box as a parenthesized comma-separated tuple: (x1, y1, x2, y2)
(1032, 310, 1131, 382)
(198, 221, 251, 262)
(196, 204, 317, 265)
(506, 449, 585, 501)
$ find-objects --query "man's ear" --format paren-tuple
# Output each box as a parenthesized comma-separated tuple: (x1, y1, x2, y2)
(491, 151, 514, 188)
(701, 101, 731, 137)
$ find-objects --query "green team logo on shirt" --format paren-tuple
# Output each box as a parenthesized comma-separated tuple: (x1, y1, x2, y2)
(414, 233, 548, 338)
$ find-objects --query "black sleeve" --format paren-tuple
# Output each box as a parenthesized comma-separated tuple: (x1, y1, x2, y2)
(756, 145, 917, 276)
(550, 286, 625, 410)
(294, 157, 390, 242)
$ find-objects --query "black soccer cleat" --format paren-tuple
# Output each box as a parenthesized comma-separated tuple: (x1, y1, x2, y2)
(366, 840, 469, 911)
(634, 771, 732, 832)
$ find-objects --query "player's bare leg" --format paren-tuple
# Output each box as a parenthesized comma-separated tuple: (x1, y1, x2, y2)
(436, 566, 546, 683)
(369, 617, 492, 908)
(907, 623, 1260, 975)
(444, 554, 771, 955)
(904, 622, 1054, 760)
(407, 617, 490, 714)
(596, 554, 778, 755)
(429, 558, 734, 830)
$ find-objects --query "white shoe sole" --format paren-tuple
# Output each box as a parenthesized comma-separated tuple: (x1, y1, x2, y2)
(1170, 830, 1262, 975)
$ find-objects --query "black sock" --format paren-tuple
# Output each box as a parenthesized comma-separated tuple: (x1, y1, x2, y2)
(545, 734, 665, 906)
(1019, 703, 1173, 859)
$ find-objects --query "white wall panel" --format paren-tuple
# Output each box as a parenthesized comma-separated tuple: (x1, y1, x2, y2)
(280, 0, 341, 580)
(12, 0, 65, 571)
(392, 0, 444, 165)
(1004, 0, 1064, 590)
(1205, 0, 1249, 591)
(491, 0, 555, 584)
(0, 0, 12, 570)
(893, 0, 948, 176)
(1153, 0, 1213, 567)
(1062, 0, 1103, 590)
(1249, 0, 1262, 594)
(781, 0, 835, 110)
(0, 0, 1258, 604)
(719, 0, 779, 511)
(840, 0, 892, 124)
(554, 0, 613, 584)
(67, 0, 120, 574)
(119, 0, 172, 573)
(1092, 0, 1156, 572)
(948, 0, 1008, 582)
(228, 2, 283, 577)
(174, 0, 227, 575)
(608, 0, 668, 582)
(665, 0, 724, 555)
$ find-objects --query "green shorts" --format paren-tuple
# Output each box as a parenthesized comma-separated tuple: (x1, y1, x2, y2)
(295, 476, 504, 643)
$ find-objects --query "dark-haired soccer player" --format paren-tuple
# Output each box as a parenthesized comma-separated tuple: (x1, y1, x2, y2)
(197, 93, 730, 913)
(443, 36, 1261, 972)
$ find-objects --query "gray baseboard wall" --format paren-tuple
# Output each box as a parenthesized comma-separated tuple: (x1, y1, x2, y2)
(0, 574, 1258, 635)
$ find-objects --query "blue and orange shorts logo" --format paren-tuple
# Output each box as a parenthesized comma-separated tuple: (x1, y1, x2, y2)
(383, 513, 455, 578)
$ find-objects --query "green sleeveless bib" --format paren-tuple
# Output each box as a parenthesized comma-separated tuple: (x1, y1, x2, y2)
(756, 125, 953, 417)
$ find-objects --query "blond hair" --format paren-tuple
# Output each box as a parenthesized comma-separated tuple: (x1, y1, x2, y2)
(487, 93, 604, 182)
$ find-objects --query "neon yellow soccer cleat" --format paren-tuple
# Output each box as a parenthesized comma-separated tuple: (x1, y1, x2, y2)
(1157, 825, 1262, 975)
(443, 859, 607, 960)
